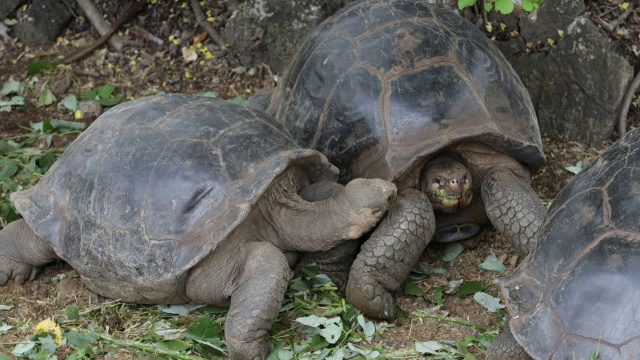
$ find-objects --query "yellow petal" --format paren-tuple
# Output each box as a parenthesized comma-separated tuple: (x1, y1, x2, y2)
(485, 23, 493, 33)
(34, 319, 63, 344)
(185, 71, 191, 79)
(207, 17, 216, 23)
(74, 110, 82, 120)
(547, 38, 555, 46)
(557, 29, 564, 37)
(620, 2, 629, 10)
(500, 23, 506, 31)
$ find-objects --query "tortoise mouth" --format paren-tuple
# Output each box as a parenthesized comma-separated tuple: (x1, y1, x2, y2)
(428, 189, 472, 213)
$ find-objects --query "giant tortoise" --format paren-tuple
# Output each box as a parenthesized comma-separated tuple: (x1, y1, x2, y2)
(487, 128, 640, 359)
(0, 94, 397, 360)
(251, 0, 546, 320)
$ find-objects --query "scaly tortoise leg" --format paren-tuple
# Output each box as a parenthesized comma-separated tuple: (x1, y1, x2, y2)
(481, 169, 545, 255)
(187, 241, 291, 360)
(0, 219, 58, 286)
(346, 189, 435, 320)
(485, 317, 532, 360)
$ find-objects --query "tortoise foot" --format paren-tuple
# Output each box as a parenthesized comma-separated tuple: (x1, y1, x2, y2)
(346, 273, 395, 320)
(0, 255, 41, 286)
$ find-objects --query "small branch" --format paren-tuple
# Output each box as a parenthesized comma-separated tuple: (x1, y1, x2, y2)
(62, 0, 146, 64)
(75, 0, 124, 51)
(416, 311, 491, 331)
(481, 0, 488, 26)
(597, 2, 634, 32)
(618, 70, 640, 137)
(189, 0, 226, 49)
(130, 26, 163, 45)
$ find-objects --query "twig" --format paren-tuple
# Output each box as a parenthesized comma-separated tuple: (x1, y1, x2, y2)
(618, 70, 640, 137)
(62, 1, 146, 64)
(416, 311, 491, 331)
(597, 2, 634, 32)
(481, 0, 488, 26)
(189, 0, 226, 49)
(75, 0, 124, 51)
(130, 26, 163, 45)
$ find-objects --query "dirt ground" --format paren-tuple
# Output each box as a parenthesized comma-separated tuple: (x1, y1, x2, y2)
(0, 0, 632, 359)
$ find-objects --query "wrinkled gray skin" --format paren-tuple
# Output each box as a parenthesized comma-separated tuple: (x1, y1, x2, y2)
(0, 94, 397, 360)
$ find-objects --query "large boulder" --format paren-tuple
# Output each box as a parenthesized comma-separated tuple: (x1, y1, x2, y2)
(504, 17, 633, 145)
(0, 0, 23, 21)
(14, 0, 73, 45)
(222, 0, 350, 73)
(518, 0, 586, 44)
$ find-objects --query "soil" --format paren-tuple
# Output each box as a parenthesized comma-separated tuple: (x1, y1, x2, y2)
(0, 0, 631, 359)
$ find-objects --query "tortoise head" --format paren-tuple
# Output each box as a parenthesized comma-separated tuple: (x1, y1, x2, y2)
(419, 155, 472, 213)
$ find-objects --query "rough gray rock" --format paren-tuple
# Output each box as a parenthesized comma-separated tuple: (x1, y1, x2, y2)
(222, 0, 351, 72)
(0, 0, 24, 21)
(508, 17, 633, 145)
(14, 0, 73, 45)
(519, 0, 586, 44)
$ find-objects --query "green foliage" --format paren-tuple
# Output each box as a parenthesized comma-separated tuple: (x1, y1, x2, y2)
(27, 61, 59, 76)
(458, 0, 542, 14)
(82, 85, 125, 107)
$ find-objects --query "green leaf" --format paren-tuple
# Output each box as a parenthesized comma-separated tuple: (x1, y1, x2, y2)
(457, 281, 483, 298)
(37, 153, 57, 174)
(199, 305, 228, 314)
(0, 305, 13, 311)
(404, 280, 426, 299)
(446, 279, 464, 294)
(0, 323, 13, 335)
(442, 242, 465, 261)
(0, 96, 24, 107)
(457, 0, 477, 9)
(157, 304, 206, 315)
(494, 0, 515, 13)
(64, 305, 80, 321)
(1, 80, 24, 96)
(433, 287, 444, 305)
(31, 120, 53, 133)
(38, 335, 57, 355)
(415, 340, 455, 355)
(186, 315, 221, 340)
(50, 119, 85, 131)
(27, 61, 59, 75)
(81, 89, 98, 101)
(357, 315, 375, 340)
(522, 0, 534, 11)
(12, 341, 36, 356)
(300, 263, 318, 278)
(0, 352, 12, 360)
(36, 84, 56, 108)
(155, 340, 192, 352)
(485, 2, 493, 12)
(473, 292, 505, 312)
(196, 91, 218, 98)
(228, 96, 247, 105)
(96, 85, 115, 99)
(565, 160, 583, 175)
(0, 160, 18, 180)
(65, 331, 100, 347)
(58, 95, 78, 112)
(98, 96, 125, 107)
(479, 252, 506, 273)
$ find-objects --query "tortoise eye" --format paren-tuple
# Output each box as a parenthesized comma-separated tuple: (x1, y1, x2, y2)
(433, 178, 444, 186)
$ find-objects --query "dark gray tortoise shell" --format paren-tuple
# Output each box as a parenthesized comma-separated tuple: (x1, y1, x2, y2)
(11, 94, 337, 288)
(499, 127, 640, 359)
(267, 0, 545, 183)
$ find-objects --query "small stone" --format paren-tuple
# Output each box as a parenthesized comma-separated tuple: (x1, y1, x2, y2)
(79, 101, 104, 119)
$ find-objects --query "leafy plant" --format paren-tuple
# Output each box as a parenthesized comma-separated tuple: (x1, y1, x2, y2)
(458, 0, 542, 14)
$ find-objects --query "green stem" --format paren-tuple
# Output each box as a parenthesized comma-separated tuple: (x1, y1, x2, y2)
(415, 312, 491, 331)
(72, 330, 210, 360)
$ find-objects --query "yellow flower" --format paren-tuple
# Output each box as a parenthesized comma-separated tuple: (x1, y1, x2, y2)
(74, 110, 82, 120)
(207, 17, 215, 23)
(34, 319, 63, 344)
(557, 29, 564, 37)
(547, 38, 555, 46)
(185, 71, 191, 79)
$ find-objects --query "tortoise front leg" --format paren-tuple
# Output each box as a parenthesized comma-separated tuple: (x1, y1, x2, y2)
(485, 318, 532, 360)
(0, 219, 58, 286)
(346, 189, 435, 320)
(187, 241, 291, 360)
(481, 169, 545, 255)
